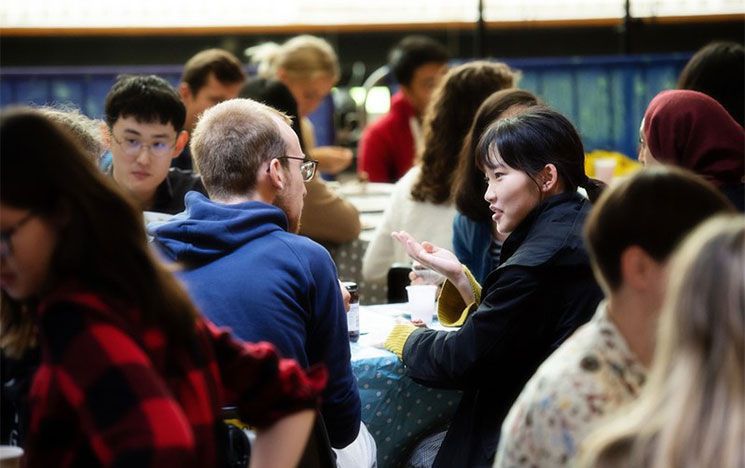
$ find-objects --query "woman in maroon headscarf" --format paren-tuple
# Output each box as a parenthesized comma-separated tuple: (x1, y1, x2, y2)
(639, 89, 744, 211)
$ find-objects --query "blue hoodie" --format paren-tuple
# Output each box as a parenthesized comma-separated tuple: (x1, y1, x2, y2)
(150, 192, 361, 448)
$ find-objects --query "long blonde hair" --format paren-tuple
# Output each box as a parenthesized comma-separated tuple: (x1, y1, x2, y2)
(579, 214, 745, 468)
(246, 35, 339, 82)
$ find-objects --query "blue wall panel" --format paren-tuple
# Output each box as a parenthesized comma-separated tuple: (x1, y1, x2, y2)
(0, 54, 690, 159)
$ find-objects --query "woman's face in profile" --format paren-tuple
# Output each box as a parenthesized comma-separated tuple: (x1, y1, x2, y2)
(638, 119, 660, 166)
(0, 203, 58, 300)
(482, 152, 542, 236)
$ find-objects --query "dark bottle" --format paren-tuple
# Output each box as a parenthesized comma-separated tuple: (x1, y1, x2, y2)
(343, 282, 360, 342)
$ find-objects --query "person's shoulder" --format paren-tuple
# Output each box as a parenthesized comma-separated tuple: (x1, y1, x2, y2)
(525, 319, 615, 403)
(453, 212, 482, 233)
(40, 286, 117, 322)
(361, 113, 395, 142)
(167, 167, 201, 183)
(506, 193, 591, 269)
(273, 231, 334, 264)
(37, 286, 136, 354)
(166, 167, 204, 192)
(395, 165, 421, 189)
(363, 99, 412, 138)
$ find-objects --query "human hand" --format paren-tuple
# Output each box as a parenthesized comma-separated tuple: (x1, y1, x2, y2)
(393, 316, 427, 328)
(411, 262, 445, 285)
(391, 231, 464, 282)
(310, 146, 353, 175)
(339, 280, 351, 312)
(409, 318, 429, 328)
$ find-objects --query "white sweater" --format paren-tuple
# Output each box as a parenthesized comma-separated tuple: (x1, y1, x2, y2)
(362, 166, 457, 281)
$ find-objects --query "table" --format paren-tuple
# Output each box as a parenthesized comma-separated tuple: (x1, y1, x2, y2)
(352, 304, 461, 467)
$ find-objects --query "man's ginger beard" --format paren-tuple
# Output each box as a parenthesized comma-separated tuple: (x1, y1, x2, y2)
(273, 192, 302, 234)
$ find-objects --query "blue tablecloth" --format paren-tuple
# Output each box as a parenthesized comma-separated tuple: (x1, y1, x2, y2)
(352, 305, 461, 467)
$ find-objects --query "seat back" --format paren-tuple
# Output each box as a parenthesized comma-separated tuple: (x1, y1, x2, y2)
(221, 407, 251, 468)
(387, 263, 412, 303)
(222, 407, 336, 468)
(298, 413, 337, 468)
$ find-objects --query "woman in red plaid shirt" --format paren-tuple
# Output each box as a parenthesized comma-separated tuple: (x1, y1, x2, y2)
(0, 107, 327, 467)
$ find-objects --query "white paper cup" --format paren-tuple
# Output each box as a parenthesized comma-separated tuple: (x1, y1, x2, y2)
(406, 284, 438, 326)
(412, 266, 445, 286)
(0, 446, 24, 468)
(594, 158, 617, 184)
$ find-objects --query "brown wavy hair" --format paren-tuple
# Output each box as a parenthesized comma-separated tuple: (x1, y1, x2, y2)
(1, 108, 198, 358)
(453, 89, 540, 221)
(410, 61, 519, 204)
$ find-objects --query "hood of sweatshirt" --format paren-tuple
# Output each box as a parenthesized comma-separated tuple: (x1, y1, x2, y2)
(149, 191, 288, 264)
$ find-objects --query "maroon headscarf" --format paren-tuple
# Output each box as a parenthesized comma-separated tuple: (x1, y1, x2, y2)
(643, 89, 744, 188)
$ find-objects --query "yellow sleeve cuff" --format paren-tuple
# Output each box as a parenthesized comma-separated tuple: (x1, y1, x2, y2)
(384, 323, 417, 359)
(436, 266, 482, 327)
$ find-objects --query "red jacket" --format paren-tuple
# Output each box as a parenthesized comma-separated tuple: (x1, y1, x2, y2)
(358, 91, 418, 183)
(25, 284, 326, 467)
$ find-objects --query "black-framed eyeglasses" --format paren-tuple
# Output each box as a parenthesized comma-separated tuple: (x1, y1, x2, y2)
(110, 132, 177, 158)
(0, 211, 36, 257)
(276, 156, 319, 182)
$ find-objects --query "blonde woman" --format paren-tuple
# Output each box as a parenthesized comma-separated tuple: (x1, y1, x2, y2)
(242, 35, 360, 244)
(579, 215, 745, 468)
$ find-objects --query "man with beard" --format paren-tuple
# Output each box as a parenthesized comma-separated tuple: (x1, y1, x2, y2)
(150, 98, 374, 465)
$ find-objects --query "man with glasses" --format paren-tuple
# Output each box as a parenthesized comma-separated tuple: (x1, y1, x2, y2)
(149, 98, 376, 467)
(104, 75, 206, 213)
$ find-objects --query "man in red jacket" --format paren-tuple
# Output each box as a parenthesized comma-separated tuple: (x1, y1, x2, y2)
(358, 36, 448, 183)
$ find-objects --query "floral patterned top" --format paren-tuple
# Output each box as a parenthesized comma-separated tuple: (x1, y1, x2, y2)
(494, 302, 647, 467)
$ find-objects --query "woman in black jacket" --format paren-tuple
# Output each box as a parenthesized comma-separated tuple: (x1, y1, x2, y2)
(384, 107, 605, 467)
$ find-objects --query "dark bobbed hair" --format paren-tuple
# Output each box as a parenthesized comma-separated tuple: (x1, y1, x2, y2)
(182, 48, 246, 95)
(677, 41, 744, 125)
(476, 107, 605, 203)
(584, 166, 734, 292)
(0, 108, 197, 357)
(410, 61, 519, 204)
(389, 35, 449, 87)
(104, 75, 186, 131)
(453, 89, 540, 221)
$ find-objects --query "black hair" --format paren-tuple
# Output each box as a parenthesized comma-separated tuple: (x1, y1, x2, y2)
(453, 89, 540, 221)
(678, 41, 744, 126)
(476, 107, 605, 202)
(584, 166, 734, 291)
(389, 35, 449, 87)
(104, 75, 186, 131)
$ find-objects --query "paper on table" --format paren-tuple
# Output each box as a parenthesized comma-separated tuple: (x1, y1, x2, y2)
(346, 195, 392, 213)
(338, 182, 395, 197)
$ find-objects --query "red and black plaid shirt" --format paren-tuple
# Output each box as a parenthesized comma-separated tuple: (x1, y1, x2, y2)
(25, 284, 327, 467)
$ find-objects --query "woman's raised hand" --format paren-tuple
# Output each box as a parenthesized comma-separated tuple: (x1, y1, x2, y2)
(392, 231, 476, 304)
(391, 231, 463, 282)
